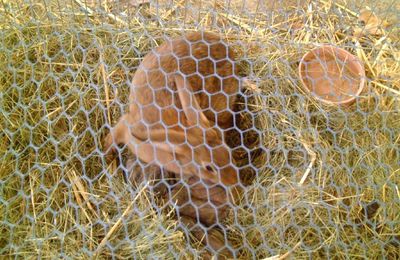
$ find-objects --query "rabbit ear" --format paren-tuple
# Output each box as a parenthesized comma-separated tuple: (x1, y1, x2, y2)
(134, 141, 184, 174)
(145, 127, 187, 144)
(174, 74, 212, 129)
(133, 130, 188, 157)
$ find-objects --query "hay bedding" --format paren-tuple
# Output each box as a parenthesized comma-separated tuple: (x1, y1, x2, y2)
(0, 0, 399, 259)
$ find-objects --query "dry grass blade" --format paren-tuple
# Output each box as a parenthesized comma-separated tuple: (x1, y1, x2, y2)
(218, 12, 257, 35)
(372, 81, 400, 96)
(67, 169, 99, 220)
(299, 142, 317, 185)
(74, 0, 128, 26)
(262, 241, 302, 260)
(317, 0, 357, 17)
(94, 184, 149, 257)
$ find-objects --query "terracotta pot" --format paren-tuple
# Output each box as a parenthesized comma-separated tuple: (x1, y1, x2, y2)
(299, 45, 366, 106)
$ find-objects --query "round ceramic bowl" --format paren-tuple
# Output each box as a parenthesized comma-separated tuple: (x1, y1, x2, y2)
(299, 45, 365, 106)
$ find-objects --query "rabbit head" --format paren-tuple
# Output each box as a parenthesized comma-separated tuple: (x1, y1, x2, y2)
(142, 128, 238, 186)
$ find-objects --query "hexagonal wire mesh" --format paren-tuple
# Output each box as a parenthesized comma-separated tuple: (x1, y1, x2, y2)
(1, 0, 399, 259)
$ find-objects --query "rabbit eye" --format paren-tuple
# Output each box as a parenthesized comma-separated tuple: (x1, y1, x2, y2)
(206, 165, 217, 174)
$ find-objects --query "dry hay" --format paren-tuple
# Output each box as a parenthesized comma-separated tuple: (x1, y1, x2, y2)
(0, 0, 399, 259)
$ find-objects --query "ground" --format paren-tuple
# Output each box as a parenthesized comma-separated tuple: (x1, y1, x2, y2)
(0, 0, 399, 259)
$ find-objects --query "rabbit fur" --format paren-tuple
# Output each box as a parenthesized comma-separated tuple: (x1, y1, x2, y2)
(104, 31, 241, 187)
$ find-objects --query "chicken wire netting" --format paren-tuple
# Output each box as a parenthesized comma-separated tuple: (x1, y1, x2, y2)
(1, 0, 399, 259)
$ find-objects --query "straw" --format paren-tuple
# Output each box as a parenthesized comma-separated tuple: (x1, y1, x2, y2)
(1, 0, 399, 258)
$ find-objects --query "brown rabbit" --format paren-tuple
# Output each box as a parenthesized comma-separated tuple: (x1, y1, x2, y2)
(123, 157, 236, 257)
(103, 32, 241, 187)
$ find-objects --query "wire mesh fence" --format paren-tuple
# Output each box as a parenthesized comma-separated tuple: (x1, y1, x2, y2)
(1, 0, 399, 259)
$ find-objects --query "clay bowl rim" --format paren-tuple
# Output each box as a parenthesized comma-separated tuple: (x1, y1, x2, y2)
(298, 44, 366, 106)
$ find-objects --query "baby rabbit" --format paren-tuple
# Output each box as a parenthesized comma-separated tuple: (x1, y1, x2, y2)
(103, 31, 240, 187)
